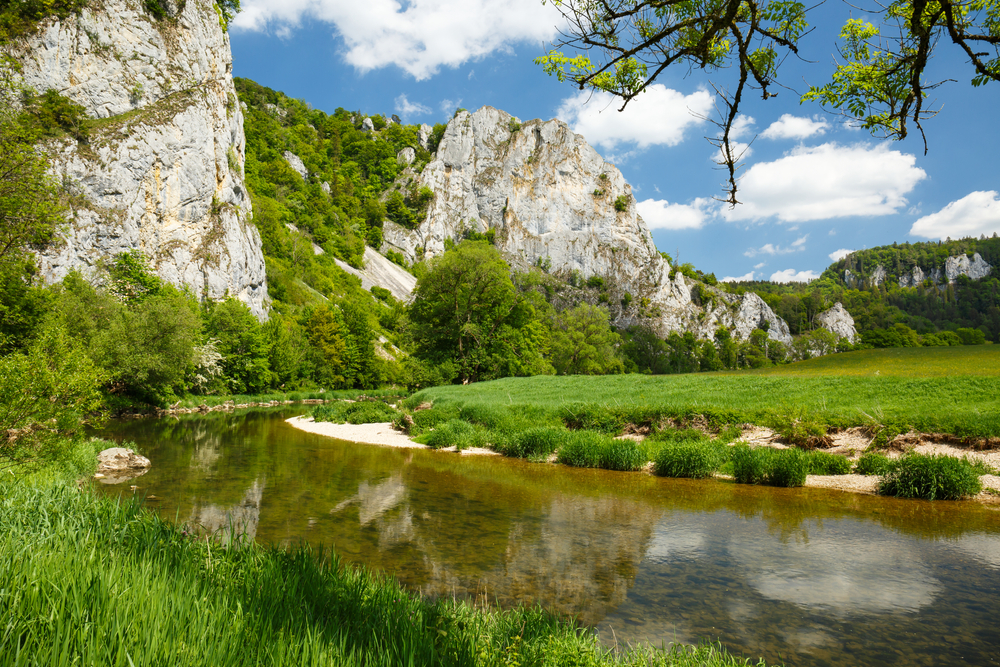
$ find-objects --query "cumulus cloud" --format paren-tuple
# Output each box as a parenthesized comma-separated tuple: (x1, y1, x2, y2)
(770, 269, 820, 283)
(636, 197, 716, 230)
(721, 271, 755, 282)
(829, 248, 854, 262)
(760, 114, 830, 140)
(722, 143, 926, 223)
(233, 0, 562, 80)
(744, 235, 807, 257)
(439, 98, 462, 117)
(910, 191, 1000, 239)
(394, 94, 431, 119)
(556, 85, 714, 150)
(753, 262, 766, 269)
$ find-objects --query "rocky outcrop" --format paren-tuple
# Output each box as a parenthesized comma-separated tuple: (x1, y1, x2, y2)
(945, 253, 991, 282)
(10, 0, 268, 318)
(284, 151, 307, 180)
(334, 247, 417, 302)
(95, 446, 151, 484)
(815, 302, 857, 342)
(383, 107, 791, 343)
(849, 254, 993, 290)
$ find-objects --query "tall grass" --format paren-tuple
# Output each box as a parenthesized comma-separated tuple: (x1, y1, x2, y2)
(854, 451, 896, 476)
(878, 453, 983, 500)
(806, 451, 852, 475)
(652, 440, 726, 479)
(418, 419, 488, 450)
(311, 400, 400, 424)
(0, 477, 767, 667)
(731, 445, 809, 487)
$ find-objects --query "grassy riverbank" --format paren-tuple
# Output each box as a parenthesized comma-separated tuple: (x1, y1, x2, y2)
(407, 347, 1000, 440)
(1, 445, 765, 667)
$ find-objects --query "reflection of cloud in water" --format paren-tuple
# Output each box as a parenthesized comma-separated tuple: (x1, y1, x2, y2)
(644, 524, 705, 563)
(949, 533, 1000, 568)
(729, 528, 940, 614)
(331, 475, 406, 526)
(189, 477, 264, 543)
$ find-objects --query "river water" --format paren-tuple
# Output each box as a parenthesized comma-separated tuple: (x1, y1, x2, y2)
(96, 408, 1000, 666)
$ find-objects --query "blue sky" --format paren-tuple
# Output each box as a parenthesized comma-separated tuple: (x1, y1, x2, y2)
(229, 0, 1000, 283)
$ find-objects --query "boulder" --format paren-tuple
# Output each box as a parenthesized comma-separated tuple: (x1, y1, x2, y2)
(283, 151, 308, 180)
(397, 147, 416, 165)
(96, 447, 151, 484)
(815, 302, 858, 342)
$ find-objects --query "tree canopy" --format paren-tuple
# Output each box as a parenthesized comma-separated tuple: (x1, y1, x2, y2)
(536, 0, 1000, 204)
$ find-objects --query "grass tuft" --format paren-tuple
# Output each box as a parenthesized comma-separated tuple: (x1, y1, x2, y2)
(854, 451, 896, 476)
(731, 444, 808, 487)
(878, 453, 983, 500)
(652, 440, 725, 479)
(312, 400, 400, 424)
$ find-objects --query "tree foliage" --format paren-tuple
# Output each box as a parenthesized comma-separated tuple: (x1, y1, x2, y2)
(537, 0, 1000, 203)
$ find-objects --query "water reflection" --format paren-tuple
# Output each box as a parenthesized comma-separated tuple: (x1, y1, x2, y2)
(96, 410, 1000, 667)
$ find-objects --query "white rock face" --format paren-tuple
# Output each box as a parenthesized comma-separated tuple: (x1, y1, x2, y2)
(815, 302, 858, 342)
(418, 123, 432, 150)
(335, 247, 418, 302)
(870, 265, 887, 287)
(362, 117, 375, 133)
(383, 107, 791, 343)
(11, 0, 268, 318)
(397, 147, 415, 165)
(946, 253, 992, 282)
(283, 151, 307, 180)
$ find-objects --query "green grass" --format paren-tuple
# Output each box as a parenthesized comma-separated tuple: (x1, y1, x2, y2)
(416, 419, 488, 450)
(652, 440, 727, 479)
(0, 457, 767, 667)
(409, 347, 1000, 439)
(854, 451, 897, 476)
(878, 453, 984, 500)
(731, 445, 809, 488)
(312, 400, 401, 424)
(806, 451, 852, 475)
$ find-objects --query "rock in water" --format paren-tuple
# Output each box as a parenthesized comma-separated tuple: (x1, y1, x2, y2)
(383, 107, 792, 343)
(10, 0, 268, 319)
(96, 447, 151, 484)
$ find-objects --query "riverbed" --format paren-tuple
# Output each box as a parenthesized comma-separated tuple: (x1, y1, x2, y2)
(96, 408, 1000, 667)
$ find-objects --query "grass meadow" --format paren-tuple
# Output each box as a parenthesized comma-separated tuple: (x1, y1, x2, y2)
(408, 347, 1000, 439)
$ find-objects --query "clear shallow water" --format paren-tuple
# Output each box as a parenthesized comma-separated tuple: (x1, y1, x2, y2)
(96, 409, 1000, 667)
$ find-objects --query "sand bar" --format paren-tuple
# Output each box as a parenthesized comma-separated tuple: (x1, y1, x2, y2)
(286, 416, 498, 456)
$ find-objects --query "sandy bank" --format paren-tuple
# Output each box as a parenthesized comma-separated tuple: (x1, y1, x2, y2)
(285, 416, 498, 456)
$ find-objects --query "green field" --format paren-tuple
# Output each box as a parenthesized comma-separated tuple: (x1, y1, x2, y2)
(411, 347, 1000, 439)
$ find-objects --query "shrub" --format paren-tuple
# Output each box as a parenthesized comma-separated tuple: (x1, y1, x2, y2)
(731, 444, 767, 485)
(878, 453, 983, 500)
(614, 195, 628, 212)
(854, 451, 896, 476)
(598, 438, 646, 471)
(421, 419, 486, 450)
(409, 404, 461, 434)
(653, 441, 723, 478)
(807, 451, 852, 475)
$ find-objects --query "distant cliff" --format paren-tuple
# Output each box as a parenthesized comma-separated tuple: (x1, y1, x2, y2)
(8, 0, 268, 318)
(382, 107, 792, 344)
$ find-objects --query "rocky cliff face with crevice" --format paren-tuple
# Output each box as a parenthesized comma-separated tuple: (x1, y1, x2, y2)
(9, 0, 268, 318)
(383, 107, 792, 344)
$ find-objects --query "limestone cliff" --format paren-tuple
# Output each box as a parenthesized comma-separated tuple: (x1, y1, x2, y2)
(815, 302, 857, 342)
(382, 107, 791, 344)
(844, 253, 992, 290)
(9, 0, 268, 318)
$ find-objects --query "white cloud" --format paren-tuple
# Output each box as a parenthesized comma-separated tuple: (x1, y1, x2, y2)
(722, 143, 926, 223)
(714, 140, 752, 166)
(439, 98, 462, 117)
(721, 271, 755, 282)
(730, 114, 756, 140)
(829, 248, 854, 262)
(910, 191, 1000, 239)
(744, 235, 807, 257)
(770, 269, 820, 283)
(636, 197, 716, 230)
(394, 94, 431, 118)
(753, 262, 766, 269)
(760, 114, 830, 140)
(233, 0, 562, 80)
(556, 84, 714, 150)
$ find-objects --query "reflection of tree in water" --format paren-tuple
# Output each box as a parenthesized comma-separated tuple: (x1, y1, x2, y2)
(187, 477, 265, 544)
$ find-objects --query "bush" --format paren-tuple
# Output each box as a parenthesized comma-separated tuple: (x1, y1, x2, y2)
(653, 441, 723, 478)
(807, 451, 852, 475)
(409, 404, 461, 434)
(731, 444, 808, 487)
(421, 419, 486, 450)
(854, 451, 896, 476)
(878, 453, 983, 500)
(614, 195, 628, 212)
